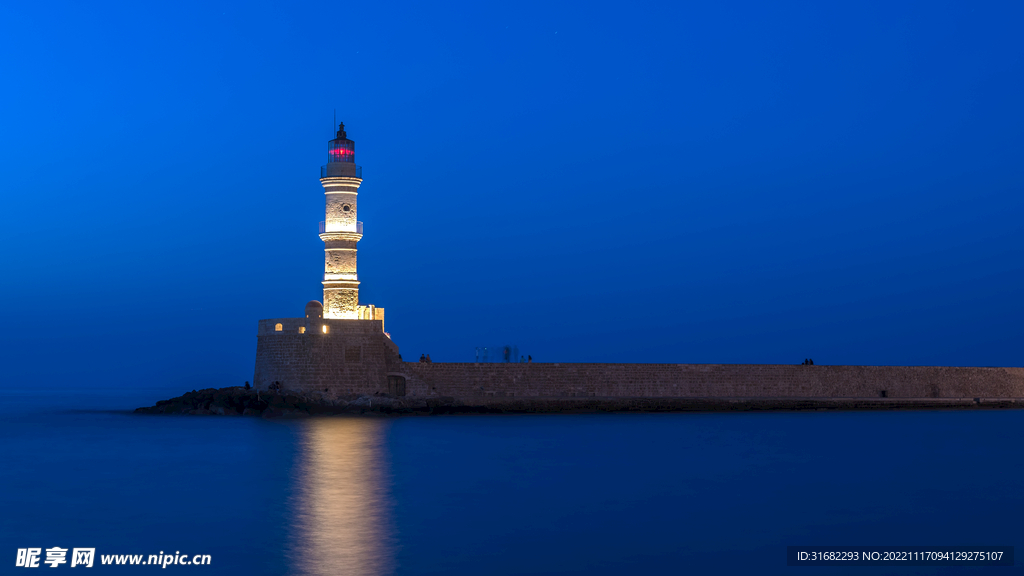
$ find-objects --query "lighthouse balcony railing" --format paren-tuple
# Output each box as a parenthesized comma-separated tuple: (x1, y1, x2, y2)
(319, 221, 363, 235)
(321, 164, 363, 179)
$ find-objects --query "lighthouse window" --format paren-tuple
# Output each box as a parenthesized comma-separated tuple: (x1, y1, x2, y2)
(343, 205, 351, 212)
(328, 139, 355, 163)
(274, 323, 283, 332)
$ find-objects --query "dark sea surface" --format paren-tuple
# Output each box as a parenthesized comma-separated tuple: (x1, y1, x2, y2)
(2, 389, 1023, 575)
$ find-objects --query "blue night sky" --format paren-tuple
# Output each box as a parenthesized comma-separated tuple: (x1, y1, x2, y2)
(1, 1, 1022, 393)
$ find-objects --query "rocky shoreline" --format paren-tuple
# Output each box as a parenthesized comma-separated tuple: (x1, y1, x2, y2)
(133, 387, 1024, 418)
(132, 387, 480, 418)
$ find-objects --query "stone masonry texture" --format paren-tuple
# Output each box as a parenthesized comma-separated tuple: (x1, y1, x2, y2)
(254, 325, 1024, 406)
(254, 318, 400, 397)
(395, 363, 1024, 401)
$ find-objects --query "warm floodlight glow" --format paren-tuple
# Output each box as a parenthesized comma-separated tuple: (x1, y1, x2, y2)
(298, 327, 306, 334)
(322, 325, 329, 334)
(319, 125, 377, 325)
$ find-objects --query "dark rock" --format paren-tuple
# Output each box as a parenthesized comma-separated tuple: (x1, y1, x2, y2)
(209, 403, 240, 416)
(135, 386, 1024, 418)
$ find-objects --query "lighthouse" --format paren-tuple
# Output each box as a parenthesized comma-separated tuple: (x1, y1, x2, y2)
(319, 122, 382, 323)
(253, 121, 397, 396)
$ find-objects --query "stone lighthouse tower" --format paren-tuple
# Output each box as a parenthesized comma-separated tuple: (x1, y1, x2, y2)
(252, 121, 395, 396)
(319, 122, 378, 320)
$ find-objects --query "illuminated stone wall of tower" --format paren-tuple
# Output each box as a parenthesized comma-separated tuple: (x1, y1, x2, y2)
(320, 123, 363, 319)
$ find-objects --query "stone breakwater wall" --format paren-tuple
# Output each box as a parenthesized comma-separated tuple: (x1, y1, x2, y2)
(395, 363, 1024, 402)
(253, 322, 1024, 407)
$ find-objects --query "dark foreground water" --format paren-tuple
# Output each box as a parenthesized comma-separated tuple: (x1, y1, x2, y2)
(2, 389, 1023, 575)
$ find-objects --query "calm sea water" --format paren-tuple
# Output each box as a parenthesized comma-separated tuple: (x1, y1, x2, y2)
(2, 388, 1023, 575)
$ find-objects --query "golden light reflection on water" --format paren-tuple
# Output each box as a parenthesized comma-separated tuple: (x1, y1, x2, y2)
(288, 418, 394, 576)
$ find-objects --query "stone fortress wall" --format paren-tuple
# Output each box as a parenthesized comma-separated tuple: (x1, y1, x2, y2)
(397, 362, 1024, 401)
(254, 323, 1024, 404)
(253, 318, 401, 396)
